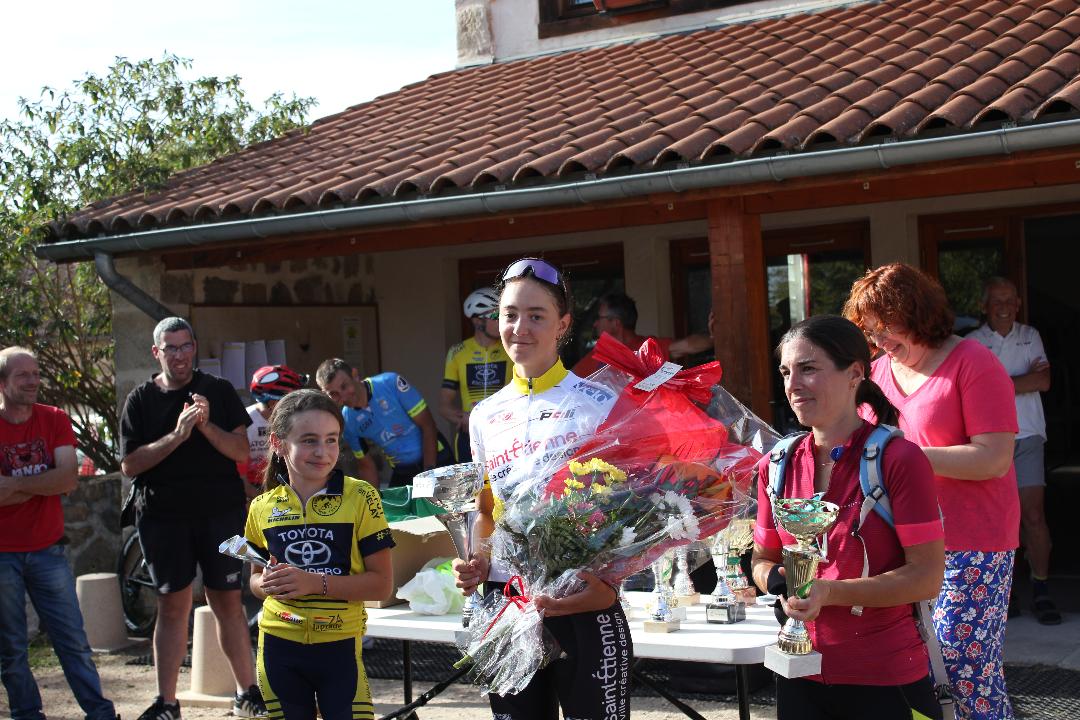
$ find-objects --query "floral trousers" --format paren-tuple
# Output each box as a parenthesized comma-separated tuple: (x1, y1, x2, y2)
(933, 550, 1014, 720)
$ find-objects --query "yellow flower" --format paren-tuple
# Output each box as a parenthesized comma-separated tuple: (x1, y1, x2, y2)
(591, 482, 611, 495)
(604, 467, 627, 483)
(568, 460, 588, 476)
(564, 478, 585, 491)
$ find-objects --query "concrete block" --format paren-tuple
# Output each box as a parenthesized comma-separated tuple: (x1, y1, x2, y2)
(177, 606, 234, 706)
(75, 573, 131, 652)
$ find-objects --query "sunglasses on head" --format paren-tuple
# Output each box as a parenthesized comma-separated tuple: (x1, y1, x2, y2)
(501, 258, 562, 286)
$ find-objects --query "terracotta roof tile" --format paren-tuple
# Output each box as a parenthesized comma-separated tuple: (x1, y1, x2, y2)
(53, 0, 1080, 240)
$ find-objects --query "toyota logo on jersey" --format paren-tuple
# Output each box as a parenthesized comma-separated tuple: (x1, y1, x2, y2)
(285, 540, 331, 567)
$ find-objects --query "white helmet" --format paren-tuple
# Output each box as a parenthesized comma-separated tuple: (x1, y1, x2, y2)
(463, 288, 499, 319)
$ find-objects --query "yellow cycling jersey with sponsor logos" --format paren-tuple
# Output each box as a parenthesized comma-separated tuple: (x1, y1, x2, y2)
(442, 337, 512, 413)
(244, 471, 395, 644)
(468, 360, 616, 581)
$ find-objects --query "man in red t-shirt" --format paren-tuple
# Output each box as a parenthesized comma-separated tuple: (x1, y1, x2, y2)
(0, 347, 116, 720)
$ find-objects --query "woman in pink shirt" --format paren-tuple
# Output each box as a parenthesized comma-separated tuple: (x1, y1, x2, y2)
(752, 315, 945, 719)
(845, 263, 1019, 720)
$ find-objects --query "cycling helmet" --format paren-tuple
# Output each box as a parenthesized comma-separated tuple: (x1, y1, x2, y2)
(463, 288, 499, 319)
(250, 365, 307, 403)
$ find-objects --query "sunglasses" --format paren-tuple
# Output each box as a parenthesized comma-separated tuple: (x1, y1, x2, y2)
(501, 258, 562, 286)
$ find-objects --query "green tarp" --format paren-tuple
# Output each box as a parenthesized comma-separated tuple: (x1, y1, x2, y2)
(380, 485, 443, 523)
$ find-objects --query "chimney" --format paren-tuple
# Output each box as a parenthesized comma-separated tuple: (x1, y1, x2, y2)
(456, 0, 495, 66)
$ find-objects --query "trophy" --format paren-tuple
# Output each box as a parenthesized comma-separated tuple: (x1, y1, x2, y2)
(218, 535, 271, 567)
(706, 518, 754, 624)
(412, 462, 486, 626)
(672, 545, 700, 605)
(644, 554, 683, 632)
(772, 498, 840, 655)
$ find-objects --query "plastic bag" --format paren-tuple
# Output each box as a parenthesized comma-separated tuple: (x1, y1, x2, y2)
(395, 557, 464, 615)
(458, 334, 776, 695)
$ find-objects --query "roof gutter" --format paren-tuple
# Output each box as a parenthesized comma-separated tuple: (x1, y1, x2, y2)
(94, 251, 175, 321)
(36, 119, 1080, 263)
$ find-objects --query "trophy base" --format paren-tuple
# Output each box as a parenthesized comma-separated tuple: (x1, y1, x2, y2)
(644, 619, 681, 633)
(645, 600, 686, 621)
(674, 593, 700, 606)
(764, 645, 822, 678)
(705, 599, 745, 624)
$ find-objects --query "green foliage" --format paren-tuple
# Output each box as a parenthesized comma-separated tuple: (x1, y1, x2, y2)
(0, 55, 315, 471)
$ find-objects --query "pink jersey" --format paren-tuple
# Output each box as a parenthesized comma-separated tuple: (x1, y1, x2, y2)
(755, 422, 944, 685)
(869, 339, 1019, 552)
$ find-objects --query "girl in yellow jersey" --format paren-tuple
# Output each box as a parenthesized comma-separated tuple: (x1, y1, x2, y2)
(244, 389, 395, 720)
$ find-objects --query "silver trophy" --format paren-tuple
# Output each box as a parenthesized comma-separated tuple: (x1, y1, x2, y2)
(218, 535, 271, 567)
(412, 462, 486, 626)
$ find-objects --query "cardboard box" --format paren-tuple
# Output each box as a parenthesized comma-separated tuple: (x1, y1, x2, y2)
(365, 516, 458, 608)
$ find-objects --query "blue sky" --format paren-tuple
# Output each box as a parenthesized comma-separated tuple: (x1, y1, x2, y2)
(1, 1, 458, 123)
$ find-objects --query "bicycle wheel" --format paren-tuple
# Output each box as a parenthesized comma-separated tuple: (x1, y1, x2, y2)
(117, 530, 157, 636)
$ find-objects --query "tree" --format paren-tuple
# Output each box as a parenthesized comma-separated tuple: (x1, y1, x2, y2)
(0, 55, 316, 471)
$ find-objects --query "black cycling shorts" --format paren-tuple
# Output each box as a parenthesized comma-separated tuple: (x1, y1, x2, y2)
(136, 508, 245, 594)
(257, 631, 373, 720)
(452, 429, 472, 464)
(776, 674, 943, 720)
(483, 583, 633, 720)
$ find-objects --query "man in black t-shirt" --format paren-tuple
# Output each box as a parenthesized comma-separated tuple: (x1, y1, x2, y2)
(120, 317, 265, 719)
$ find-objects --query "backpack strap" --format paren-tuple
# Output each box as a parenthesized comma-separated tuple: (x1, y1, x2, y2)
(767, 432, 808, 506)
(916, 599, 962, 719)
(851, 423, 903, 616)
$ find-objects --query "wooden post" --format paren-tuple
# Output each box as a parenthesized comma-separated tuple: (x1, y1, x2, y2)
(707, 198, 771, 421)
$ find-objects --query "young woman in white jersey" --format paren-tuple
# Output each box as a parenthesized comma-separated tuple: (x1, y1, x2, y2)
(453, 257, 632, 720)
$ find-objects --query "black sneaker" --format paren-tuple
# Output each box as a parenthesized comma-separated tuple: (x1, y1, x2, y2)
(233, 684, 268, 718)
(136, 697, 181, 720)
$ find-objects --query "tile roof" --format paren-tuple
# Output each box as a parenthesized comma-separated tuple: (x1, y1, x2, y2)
(52, 0, 1080, 241)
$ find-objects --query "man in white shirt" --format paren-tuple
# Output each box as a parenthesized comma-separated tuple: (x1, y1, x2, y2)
(969, 277, 1060, 625)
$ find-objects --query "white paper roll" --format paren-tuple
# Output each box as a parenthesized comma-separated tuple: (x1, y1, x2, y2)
(266, 339, 287, 366)
(197, 358, 221, 378)
(245, 340, 268, 384)
(221, 342, 246, 390)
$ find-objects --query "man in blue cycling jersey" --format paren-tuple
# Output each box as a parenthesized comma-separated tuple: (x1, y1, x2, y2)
(316, 359, 452, 488)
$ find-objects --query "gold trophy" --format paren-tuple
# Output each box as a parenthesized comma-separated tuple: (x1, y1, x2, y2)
(763, 497, 839, 677)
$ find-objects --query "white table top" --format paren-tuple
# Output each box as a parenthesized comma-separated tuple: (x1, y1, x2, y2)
(366, 592, 781, 665)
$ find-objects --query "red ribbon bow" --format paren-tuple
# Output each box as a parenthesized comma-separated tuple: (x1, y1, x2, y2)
(591, 332, 721, 405)
(483, 576, 530, 639)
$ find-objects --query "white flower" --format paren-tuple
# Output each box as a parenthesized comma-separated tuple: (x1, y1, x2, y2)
(664, 512, 701, 541)
(663, 490, 694, 517)
(620, 527, 637, 546)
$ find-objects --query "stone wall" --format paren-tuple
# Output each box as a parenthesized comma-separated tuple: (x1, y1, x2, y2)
(62, 472, 123, 577)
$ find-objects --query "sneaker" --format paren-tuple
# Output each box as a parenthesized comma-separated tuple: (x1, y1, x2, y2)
(233, 685, 268, 718)
(136, 697, 181, 720)
(1032, 595, 1063, 626)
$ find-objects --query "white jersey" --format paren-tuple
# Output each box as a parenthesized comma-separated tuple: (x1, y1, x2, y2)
(470, 360, 617, 581)
(244, 404, 270, 485)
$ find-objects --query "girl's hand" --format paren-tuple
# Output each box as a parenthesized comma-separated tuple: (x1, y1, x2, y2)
(533, 571, 617, 617)
(260, 560, 320, 600)
(780, 578, 831, 622)
(452, 554, 489, 596)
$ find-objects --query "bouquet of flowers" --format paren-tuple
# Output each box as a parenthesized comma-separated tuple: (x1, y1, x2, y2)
(456, 334, 772, 696)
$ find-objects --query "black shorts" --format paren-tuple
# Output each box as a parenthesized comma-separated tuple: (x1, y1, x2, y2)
(137, 508, 245, 594)
(776, 674, 943, 720)
(482, 583, 633, 720)
(452, 429, 472, 463)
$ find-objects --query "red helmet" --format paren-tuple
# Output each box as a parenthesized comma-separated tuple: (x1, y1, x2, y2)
(250, 365, 307, 402)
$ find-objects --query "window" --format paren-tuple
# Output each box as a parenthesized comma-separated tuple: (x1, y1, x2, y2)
(538, 0, 733, 39)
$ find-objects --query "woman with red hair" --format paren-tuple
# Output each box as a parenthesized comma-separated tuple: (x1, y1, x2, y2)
(844, 263, 1018, 720)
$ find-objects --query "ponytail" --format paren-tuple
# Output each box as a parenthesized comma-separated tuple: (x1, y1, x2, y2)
(262, 453, 288, 491)
(856, 377, 899, 427)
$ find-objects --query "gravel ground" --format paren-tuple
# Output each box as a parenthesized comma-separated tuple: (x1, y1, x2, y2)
(4, 643, 777, 720)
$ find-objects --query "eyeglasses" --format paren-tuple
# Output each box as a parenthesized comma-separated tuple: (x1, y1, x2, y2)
(158, 342, 195, 357)
(501, 258, 562, 286)
(862, 324, 897, 343)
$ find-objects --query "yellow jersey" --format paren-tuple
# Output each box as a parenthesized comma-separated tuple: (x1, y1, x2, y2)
(442, 337, 512, 412)
(244, 471, 395, 643)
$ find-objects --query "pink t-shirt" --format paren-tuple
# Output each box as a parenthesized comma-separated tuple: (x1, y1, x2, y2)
(755, 422, 944, 686)
(869, 338, 1019, 552)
